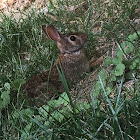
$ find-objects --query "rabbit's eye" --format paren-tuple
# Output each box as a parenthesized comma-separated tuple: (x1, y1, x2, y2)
(70, 36, 76, 41)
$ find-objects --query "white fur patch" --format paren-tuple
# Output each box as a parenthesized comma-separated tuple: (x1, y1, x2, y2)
(73, 50, 81, 55)
(64, 50, 81, 56)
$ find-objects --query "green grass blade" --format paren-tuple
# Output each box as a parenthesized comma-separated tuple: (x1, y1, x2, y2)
(99, 75, 124, 139)
(115, 77, 124, 111)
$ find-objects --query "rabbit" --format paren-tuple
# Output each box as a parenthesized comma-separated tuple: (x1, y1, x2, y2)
(23, 25, 104, 106)
(22, 25, 91, 106)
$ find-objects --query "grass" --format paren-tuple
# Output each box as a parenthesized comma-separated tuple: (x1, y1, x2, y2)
(0, 0, 140, 139)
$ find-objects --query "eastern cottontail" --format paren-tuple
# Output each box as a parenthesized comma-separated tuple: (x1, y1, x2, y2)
(23, 25, 90, 106)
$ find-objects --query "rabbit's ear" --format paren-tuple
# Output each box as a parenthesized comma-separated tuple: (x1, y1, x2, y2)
(42, 25, 61, 42)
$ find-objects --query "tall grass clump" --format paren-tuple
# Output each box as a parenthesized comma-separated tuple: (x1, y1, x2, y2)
(0, 0, 140, 139)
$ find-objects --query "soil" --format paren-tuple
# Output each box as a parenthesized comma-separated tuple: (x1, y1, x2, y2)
(0, 0, 32, 10)
(0, 0, 51, 21)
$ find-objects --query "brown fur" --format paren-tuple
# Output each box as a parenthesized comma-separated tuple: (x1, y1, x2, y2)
(23, 25, 102, 106)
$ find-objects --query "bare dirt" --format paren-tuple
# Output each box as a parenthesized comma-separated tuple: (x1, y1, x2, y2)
(0, 0, 49, 10)
(0, 0, 51, 21)
(0, 0, 32, 10)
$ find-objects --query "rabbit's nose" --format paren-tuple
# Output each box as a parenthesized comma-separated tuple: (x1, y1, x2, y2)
(85, 34, 88, 39)
(85, 34, 88, 40)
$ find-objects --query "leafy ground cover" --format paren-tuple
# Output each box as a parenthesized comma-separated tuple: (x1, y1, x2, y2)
(0, 0, 140, 139)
